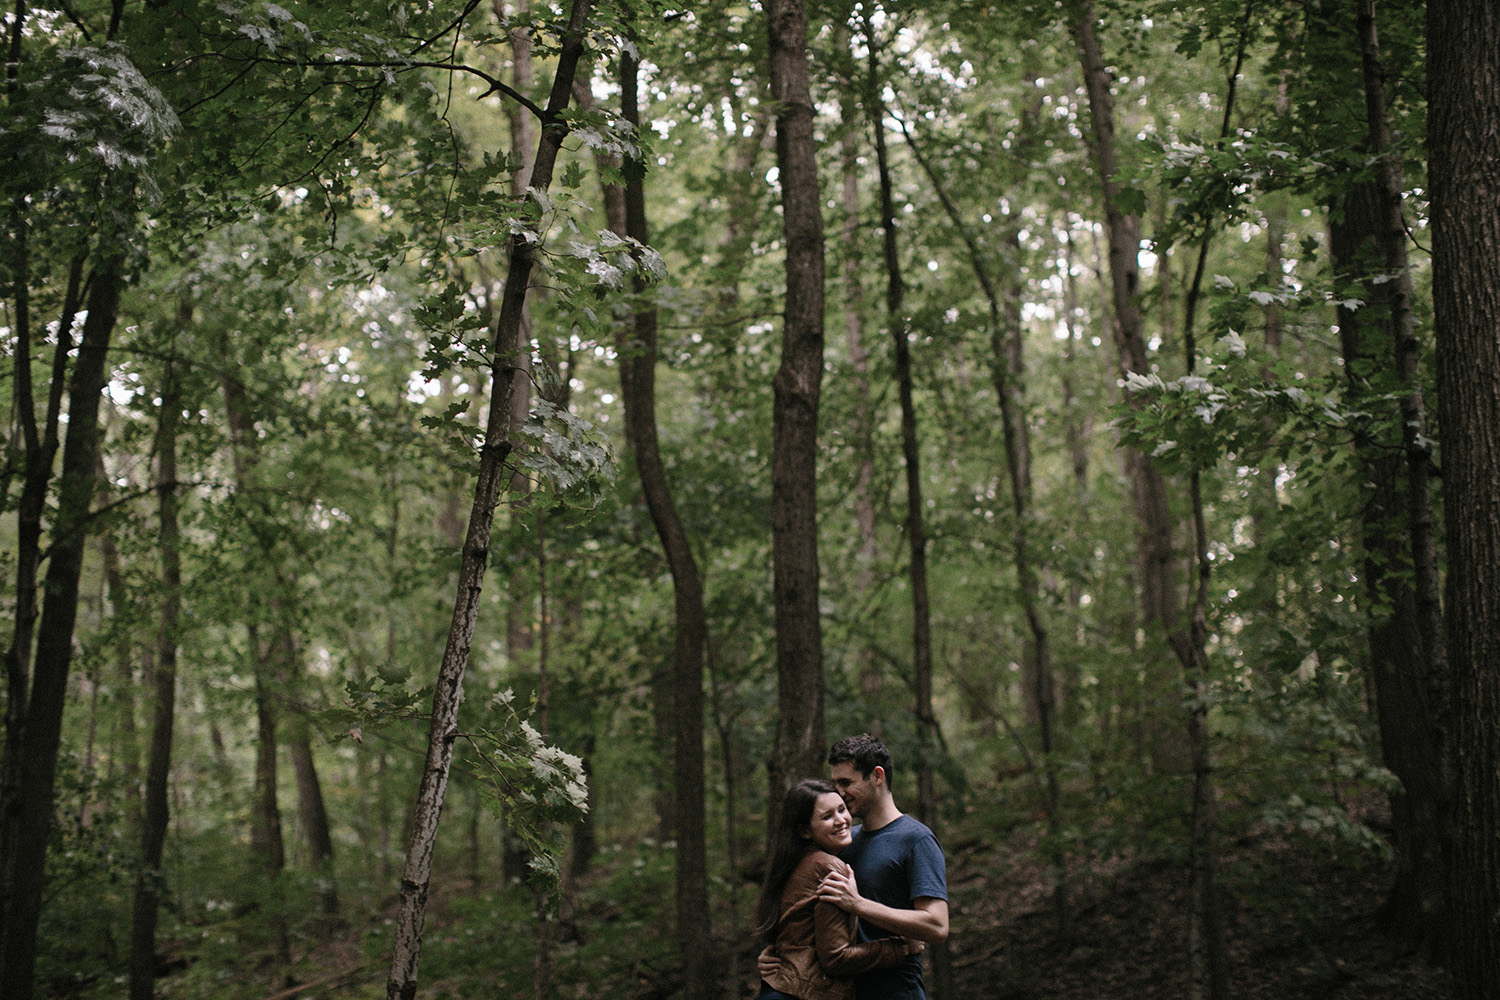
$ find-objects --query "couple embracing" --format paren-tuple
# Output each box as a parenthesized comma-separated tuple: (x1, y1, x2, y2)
(754, 734, 949, 1000)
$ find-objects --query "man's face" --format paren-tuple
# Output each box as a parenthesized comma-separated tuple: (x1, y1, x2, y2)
(830, 761, 878, 820)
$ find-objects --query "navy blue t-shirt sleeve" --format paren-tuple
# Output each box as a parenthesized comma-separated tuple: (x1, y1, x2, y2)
(907, 829, 947, 902)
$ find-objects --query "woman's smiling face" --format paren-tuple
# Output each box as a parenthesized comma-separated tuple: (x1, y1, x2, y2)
(804, 791, 853, 853)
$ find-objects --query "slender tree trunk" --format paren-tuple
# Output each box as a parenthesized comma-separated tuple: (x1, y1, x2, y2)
(1426, 3, 1498, 994)
(899, 100, 1069, 947)
(1251, 167, 1287, 547)
(861, 24, 949, 996)
(861, 9, 935, 838)
(1351, 0, 1451, 953)
(833, 16, 882, 717)
(385, 5, 592, 996)
(0, 256, 122, 998)
(1175, 16, 1253, 996)
(612, 42, 714, 996)
(265, 578, 338, 921)
(1058, 230, 1092, 731)
(129, 335, 185, 1000)
(765, 0, 827, 809)
(100, 526, 143, 830)
(1070, 4, 1226, 996)
(532, 514, 552, 1000)
(502, 0, 537, 665)
(288, 718, 338, 920)
(217, 330, 293, 970)
(1068, 1, 1186, 772)
(501, 0, 544, 883)
(249, 648, 291, 970)
(1, 257, 82, 923)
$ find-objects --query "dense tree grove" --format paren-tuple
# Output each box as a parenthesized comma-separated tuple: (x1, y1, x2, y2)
(0, 1, 1495, 998)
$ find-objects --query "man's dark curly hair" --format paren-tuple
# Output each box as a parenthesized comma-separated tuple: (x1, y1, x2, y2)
(828, 733, 895, 785)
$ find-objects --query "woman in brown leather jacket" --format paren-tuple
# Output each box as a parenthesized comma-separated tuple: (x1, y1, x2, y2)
(752, 779, 922, 1000)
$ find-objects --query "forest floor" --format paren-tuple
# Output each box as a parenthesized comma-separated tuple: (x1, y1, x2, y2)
(941, 796, 1452, 1000)
(227, 790, 1454, 1000)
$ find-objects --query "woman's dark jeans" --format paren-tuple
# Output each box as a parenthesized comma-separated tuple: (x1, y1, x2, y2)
(754, 983, 800, 1000)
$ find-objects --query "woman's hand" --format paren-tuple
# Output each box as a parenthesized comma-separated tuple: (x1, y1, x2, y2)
(902, 937, 926, 956)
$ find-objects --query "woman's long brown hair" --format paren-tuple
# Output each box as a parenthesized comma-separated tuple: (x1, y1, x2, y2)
(754, 778, 839, 941)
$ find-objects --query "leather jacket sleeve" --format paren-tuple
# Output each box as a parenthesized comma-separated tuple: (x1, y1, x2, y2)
(812, 869, 908, 975)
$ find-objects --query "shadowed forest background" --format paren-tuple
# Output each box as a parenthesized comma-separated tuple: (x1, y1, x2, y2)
(2, 2, 1497, 999)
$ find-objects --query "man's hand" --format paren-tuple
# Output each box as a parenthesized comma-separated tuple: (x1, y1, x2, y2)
(903, 937, 926, 956)
(817, 864, 863, 911)
(756, 946, 782, 981)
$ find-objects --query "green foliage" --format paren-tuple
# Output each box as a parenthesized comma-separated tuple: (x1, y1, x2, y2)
(470, 691, 591, 896)
(34, 753, 137, 994)
(35, 44, 180, 173)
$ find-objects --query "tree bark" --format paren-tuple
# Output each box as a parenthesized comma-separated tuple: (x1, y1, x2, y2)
(836, 24, 882, 715)
(861, 10, 935, 835)
(899, 96, 1069, 946)
(861, 22, 950, 995)
(765, 0, 827, 809)
(615, 42, 714, 997)
(100, 525, 143, 831)
(129, 329, 185, 1000)
(1, 255, 82, 915)
(288, 717, 338, 919)
(385, 4, 592, 996)
(1069, 4, 1223, 996)
(1427, 1, 1500, 994)
(500, 0, 543, 884)
(1068, 1, 1186, 769)
(216, 328, 294, 966)
(1174, 15, 1254, 996)
(249, 646, 291, 967)
(0, 256, 122, 998)
(1351, 0, 1450, 953)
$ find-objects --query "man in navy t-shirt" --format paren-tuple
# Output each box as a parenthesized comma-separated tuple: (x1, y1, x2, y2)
(817, 734, 948, 1000)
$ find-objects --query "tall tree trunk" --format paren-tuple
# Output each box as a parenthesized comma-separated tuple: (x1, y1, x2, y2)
(385, 5, 592, 996)
(248, 645, 291, 969)
(1352, 0, 1450, 953)
(1058, 230, 1092, 732)
(100, 526, 143, 831)
(833, 16, 882, 718)
(899, 98, 1069, 946)
(861, 8, 935, 842)
(1, 256, 82, 916)
(1174, 15, 1254, 997)
(1069, 4, 1225, 997)
(765, 0, 827, 809)
(500, 0, 544, 884)
(531, 515, 552, 1000)
(217, 330, 292, 970)
(265, 577, 338, 921)
(0, 256, 122, 998)
(613, 42, 713, 996)
(288, 717, 338, 920)
(128, 333, 185, 1000)
(502, 0, 538, 689)
(862, 22, 949, 996)
(1426, 2, 1498, 994)
(1068, 0, 1186, 772)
